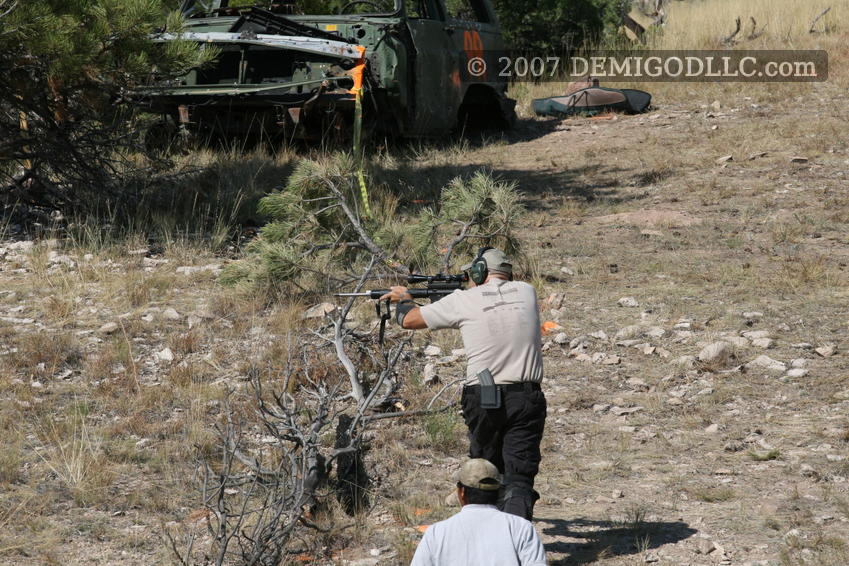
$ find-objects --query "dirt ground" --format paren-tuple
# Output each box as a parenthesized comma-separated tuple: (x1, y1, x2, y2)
(2, 75, 848, 565)
(355, 78, 849, 566)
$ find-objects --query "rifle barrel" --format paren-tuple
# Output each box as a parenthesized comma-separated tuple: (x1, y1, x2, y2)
(335, 292, 377, 297)
(335, 287, 461, 301)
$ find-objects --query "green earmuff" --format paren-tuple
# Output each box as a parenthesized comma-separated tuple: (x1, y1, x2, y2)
(469, 246, 493, 285)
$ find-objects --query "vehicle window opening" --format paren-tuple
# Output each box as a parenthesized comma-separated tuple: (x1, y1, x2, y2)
(443, 0, 489, 23)
(181, 0, 400, 17)
(406, 0, 439, 19)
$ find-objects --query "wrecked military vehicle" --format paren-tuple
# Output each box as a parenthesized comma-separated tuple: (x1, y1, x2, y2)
(142, 0, 516, 145)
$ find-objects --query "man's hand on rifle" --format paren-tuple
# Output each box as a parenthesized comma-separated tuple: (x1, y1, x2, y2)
(379, 286, 413, 303)
(379, 286, 427, 330)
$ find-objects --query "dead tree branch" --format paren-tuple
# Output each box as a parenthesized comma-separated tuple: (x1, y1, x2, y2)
(323, 177, 407, 276)
(441, 217, 478, 273)
(747, 17, 766, 41)
(809, 7, 832, 33)
(0, 0, 16, 20)
(722, 17, 742, 45)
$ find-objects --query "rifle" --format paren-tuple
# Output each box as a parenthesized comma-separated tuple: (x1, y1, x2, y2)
(335, 273, 467, 344)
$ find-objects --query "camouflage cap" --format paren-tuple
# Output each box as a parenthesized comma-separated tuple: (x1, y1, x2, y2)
(461, 248, 513, 275)
(457, 458, 502, 491)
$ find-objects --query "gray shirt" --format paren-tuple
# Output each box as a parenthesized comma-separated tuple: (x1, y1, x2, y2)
(419, 279, 543, 385)
(410, 504, 548, 566)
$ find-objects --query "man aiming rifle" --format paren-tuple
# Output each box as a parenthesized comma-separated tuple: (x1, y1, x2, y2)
(378, 247, 547, 520)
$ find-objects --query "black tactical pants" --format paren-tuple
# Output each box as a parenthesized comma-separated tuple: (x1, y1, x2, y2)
(460, 382, 547, 520)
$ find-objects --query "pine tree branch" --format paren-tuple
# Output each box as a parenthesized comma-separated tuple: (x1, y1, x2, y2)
(322, 177, 407, 275)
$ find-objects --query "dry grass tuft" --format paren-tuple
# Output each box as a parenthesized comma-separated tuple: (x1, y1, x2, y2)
(34, 408, 113, 506)
(7, 332, 82, 379)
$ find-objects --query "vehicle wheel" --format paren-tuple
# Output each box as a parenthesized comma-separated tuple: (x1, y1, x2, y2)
(144, 120, 192, 155)
(145, 120, 178, 155)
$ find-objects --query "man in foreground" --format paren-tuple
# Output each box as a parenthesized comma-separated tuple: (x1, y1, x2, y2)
(382, 247, 546, 520)
(410, 458, 548, 566)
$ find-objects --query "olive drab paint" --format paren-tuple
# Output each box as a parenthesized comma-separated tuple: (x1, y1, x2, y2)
(141, 0, 516, 144)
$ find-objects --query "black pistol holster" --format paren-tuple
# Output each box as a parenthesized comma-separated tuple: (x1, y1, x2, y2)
(477, 368, 501, 409)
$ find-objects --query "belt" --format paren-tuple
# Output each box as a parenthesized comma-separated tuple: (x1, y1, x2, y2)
(465, 382, 541, 393)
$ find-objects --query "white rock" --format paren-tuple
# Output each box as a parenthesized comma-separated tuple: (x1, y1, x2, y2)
(674, 355, 696, 369)
(48, 251, 76, 268)
(302, 302, 336, 319)
(698, 342, 732, 364)
(618, 297, 639, 307)
(793, 343, 813, 350)
(575, 353, 593, 363)
(1, 316, 34, 325)
(99, 322, 120, 334)
(422, 364, 437, 384)
(791, 358, 807, 368)
(726, 336, 750, 348)
(589, 330, 609, 341)
(592, 403, 611, 413)
(615, 325, 643, 340)
(591, 352, 607, 364)
(815, 344, 836, 357)
(156, 348, 175, 362)
(751, 338, 775, 349)
(553, 333, 569, 345)
(560, 266, 576, 276)
(437, 355, 458, 365)
(742, 330, 770, 340)
(451, 348, 465, 357)
(176, 264, 222, 275)
(142, 257, 169, 267)
(423, 345, 442, 357)
(626, 377, 648, 389)
(569, 336, 589, 348)
(645, 326, 666, 338)
(742, 311, 764, 321)
(602, 355, 621, 365)
(674, 321, 692, 330)
(705, 424, 719, 434)
(162, 308, 181, 321)
(800, 464, 817, 478)
(7, 241, 34, 252)
(786, 368, 809, 378)
(697, 539, 717, 555)
(747, 355, 786, 373)
(611, 406, 643, 416)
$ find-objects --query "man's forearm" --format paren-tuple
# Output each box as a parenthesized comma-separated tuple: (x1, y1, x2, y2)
(401, 306, 427, 329)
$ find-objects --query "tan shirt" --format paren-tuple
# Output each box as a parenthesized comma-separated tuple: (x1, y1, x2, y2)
(419, 279, 544, 385)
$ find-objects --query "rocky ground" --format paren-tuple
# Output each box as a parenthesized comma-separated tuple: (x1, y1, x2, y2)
(2, 74, 848, 565)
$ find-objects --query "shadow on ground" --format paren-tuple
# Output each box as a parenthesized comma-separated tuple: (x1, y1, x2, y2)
(537, 517, 697, 565)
